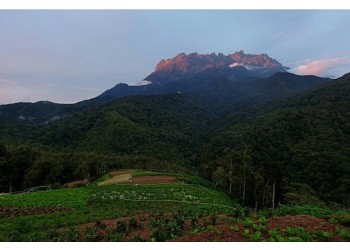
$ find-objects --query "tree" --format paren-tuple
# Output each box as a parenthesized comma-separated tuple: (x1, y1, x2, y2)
(241, 149, 253, 205)
(212, 166, 227, 189)
(3, 146, 38, 192)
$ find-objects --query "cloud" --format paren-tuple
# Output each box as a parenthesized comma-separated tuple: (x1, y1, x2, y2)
(289, 58, 350, 77)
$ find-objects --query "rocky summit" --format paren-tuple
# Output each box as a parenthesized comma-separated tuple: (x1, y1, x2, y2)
(144, 50, 289, 84)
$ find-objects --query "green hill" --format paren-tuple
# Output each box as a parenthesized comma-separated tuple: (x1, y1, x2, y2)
(205, 73, 350, 206)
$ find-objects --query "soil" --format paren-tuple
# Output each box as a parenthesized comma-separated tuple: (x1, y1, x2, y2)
(98, 171, 180, 186)
(0, 205, 69, 218)
(130, 176, 178, 184)
(59, 213, 348, 242)
(175, 215, 346, 242)
(110, 170, 133, 176)
(58, 212, 155, 241)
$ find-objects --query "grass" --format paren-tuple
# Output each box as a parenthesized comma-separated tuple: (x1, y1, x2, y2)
(0, 188, 88, 208)
(88, 184, 235, 207)
(0, 171, 240, 241)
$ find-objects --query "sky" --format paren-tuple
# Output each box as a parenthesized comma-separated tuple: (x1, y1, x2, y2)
(0, 10, 350, 104)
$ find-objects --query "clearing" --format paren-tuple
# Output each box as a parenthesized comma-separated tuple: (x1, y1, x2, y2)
(0, 169, 349, 242)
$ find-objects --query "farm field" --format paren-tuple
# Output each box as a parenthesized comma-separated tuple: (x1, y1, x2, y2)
(0, 170, 349, 242)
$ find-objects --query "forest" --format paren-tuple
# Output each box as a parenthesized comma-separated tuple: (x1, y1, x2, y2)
(0, 72, 350, 211)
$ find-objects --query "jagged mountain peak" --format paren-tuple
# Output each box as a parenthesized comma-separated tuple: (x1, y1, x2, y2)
(144, 51, 289, 84)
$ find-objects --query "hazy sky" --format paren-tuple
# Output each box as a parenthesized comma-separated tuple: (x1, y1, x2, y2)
(0, 10, 350, 104)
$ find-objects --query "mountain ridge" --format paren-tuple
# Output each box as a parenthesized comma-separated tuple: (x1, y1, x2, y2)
(144, 50, 289, 84)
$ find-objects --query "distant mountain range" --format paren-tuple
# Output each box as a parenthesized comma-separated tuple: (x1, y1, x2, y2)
(0, 51, 327, 125)
(99, 51, 290, 99)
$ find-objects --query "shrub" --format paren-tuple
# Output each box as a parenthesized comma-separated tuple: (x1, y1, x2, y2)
(66, 227, 80, 242)
(133, 234, 145, 242)
(106, 232, 124, 242)
(151, 228, 168, 242)
(85, 227, 99, 242)
(250, 231, 263, 241)
(128, 217, 138, 229)
(114, 220, 128, 234)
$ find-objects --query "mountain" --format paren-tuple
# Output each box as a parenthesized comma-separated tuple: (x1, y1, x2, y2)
(205, 73, 350, 205)
(98, 51, 289, 99)
(0, 72, 329, 134)
(144, 50, 289, 84)
(2, 50, 347, 208)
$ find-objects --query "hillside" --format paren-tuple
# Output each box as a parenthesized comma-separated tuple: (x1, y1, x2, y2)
(0, 72, 331, 197)
(32, 94, 217, 166)
(0, 170, 348, 242)
(205, 73, 350, 206)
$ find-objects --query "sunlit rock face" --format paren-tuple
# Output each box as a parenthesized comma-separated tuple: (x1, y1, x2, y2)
(144, 50, 289, 84)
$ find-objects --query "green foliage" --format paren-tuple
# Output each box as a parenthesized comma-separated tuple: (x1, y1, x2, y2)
(252, 223, 266, 232)
(336, 227, 350, 240)
(205, 74, 350, 207)
(268, 228, 281, 238)
(88, 184, 237, 212)
(128, 217, 138, 229)
(0, 173, 243, 242)
(114, 220, 128, 234)
(210, 211, 217, 225)
(0, 187, 88, 208)
(231, 225, 240, 232)
(271, 205, 337, 217)
(105, 232, 124, 242)
(283, 182, 327, 207)
(312, 231, 332, 240)
(243, 218, 254, 228)
(66, 227, 80, 242)
(284, 226, 311, 241)
(242, 228, 250, 237)
(258, 216, 267, 225)
(133, 234, 145, 242)
(327, 213, 350, 227)
(85, 227, 99, 241)
(250, 231, 263, 241)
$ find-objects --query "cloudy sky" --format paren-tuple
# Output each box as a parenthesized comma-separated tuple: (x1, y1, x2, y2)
(0, 10, 350, 104)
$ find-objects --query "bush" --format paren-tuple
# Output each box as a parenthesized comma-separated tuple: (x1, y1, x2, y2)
(271, 205, 336, 217)
(114, 220, 128, 234)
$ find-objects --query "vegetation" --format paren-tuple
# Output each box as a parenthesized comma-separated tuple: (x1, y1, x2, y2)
(0, 72, 350, 241)
(0, 171, 241, 241)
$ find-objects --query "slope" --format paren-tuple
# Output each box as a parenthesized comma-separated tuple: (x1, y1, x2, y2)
(206, 73, 350, 205)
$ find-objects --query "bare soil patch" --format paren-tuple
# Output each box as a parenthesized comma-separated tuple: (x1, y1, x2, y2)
(110, 170, 133, 176)
(97, 173, 133, 186)
(130, 176, 178, 184)
(97, 171, 179, 186)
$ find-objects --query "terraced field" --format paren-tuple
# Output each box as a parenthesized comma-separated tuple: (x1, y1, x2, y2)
(0, 170, 349, 242)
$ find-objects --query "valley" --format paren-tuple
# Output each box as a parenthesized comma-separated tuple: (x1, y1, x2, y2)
(0, 51, 349, 242)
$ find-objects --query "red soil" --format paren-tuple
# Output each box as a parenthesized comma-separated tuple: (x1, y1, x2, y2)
(59, 213, 348, 242)
(175, 215, 346, 242)
(110, 170, 133, 176)
(130, 176, 178, 184)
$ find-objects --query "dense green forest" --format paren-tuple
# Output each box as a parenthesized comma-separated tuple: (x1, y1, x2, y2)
(0, 73, 349, 210)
